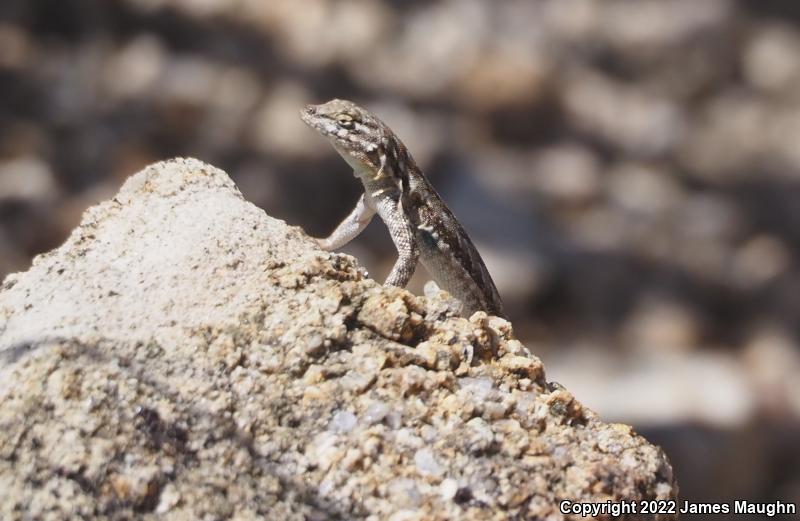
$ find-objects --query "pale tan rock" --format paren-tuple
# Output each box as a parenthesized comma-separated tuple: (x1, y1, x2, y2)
(0, 158, 676, 520)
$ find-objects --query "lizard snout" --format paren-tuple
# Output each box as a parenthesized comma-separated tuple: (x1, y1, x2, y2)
(300, 105, 321, 127)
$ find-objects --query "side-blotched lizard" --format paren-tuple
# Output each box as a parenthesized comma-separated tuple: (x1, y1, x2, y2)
(301, 99, 505, 318)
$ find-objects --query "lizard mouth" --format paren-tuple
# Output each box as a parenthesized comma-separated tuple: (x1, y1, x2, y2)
(300, 105, 342, 140)
(301, 105, 357, 146)
(300, 103, 378, 170)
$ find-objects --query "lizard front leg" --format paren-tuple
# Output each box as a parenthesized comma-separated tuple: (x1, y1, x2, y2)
(315, 193, 376, 250)
(374, 196, 419, 287)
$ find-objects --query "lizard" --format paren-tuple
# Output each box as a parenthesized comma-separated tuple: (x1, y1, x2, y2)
(300, 99, 506, 319)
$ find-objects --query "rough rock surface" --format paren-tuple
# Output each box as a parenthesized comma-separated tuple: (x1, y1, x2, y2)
(0, 158, 677, 520)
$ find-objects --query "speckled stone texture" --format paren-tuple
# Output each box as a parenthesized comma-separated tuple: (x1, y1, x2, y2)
(0, 158, 677, 520)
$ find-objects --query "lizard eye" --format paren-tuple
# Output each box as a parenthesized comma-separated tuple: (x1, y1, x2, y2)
(336, 114, 355, 129)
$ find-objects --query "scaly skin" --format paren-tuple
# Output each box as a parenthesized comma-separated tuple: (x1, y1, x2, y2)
(301, 99, 505, 318)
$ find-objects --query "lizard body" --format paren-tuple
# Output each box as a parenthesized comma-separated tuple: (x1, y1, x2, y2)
(301, 99, 505, 318)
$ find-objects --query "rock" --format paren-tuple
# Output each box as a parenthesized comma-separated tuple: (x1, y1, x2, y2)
(0, 156, 58, 203)
(547, 349, 754, 427)
(561, 67, 685, 157)
(0, 158, 677, 520)
(743, 24, 800, 94)
(530, 144, 600, 204)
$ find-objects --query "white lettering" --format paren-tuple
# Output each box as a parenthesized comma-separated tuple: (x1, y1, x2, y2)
(735, 500, 796, 517)
(559, 500, 638, 517)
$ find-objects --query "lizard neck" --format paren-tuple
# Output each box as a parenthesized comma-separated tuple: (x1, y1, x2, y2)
(332, 143, 368, 175)
(330, 143, 401, 197)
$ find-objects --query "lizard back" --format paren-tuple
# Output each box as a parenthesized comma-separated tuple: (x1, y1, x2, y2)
(405, 162, 506, 318)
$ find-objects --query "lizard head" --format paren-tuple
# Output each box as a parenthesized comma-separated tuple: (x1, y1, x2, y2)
(300, 99, 390, 173)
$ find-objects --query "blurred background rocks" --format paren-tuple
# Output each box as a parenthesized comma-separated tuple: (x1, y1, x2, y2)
(1, 0, 798, 517)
